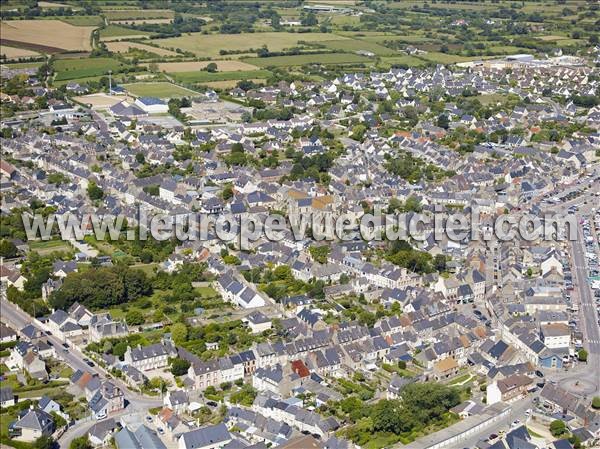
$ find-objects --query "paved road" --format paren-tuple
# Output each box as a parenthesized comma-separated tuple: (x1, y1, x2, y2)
(568, 219, 600, 395)
(0, 297, 162, 447)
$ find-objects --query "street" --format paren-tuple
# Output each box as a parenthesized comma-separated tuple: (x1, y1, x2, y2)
(0, 297, 162, 448)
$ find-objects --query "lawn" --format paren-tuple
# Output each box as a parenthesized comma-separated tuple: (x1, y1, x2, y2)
(152, 32, 348, 58)
(54, 57, 132, 81)
(244, 52, 370, 67)
(99, 24, 150, 39)
(170, 70, 272, 84)
(123, 82, 200, 98)
(29, 239, 73, 255)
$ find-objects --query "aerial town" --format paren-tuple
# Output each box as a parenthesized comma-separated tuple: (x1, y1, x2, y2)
(0, 1, 600, 449)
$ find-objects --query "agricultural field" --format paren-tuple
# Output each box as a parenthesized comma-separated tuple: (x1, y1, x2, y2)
(0, 45, 40, 60)
(106, 41, 179, 57)
(111, 18, 173, 25)
(123, 82, 200, 98)
(104, 9, 174, 21)
(0, 19, 95, 52)
(244, 52, 371, 68)
(202, 79, 267, 89)
(311, 38, 398, 56)
(152, 32, 348, 58)
(58, 15, 104, 27)
(379, 55, 428, 68)
(99, 24, 150, 40)
(155, 60, 260, 72)
(169, 70, 272, 84)
(54, 57, 132, 81)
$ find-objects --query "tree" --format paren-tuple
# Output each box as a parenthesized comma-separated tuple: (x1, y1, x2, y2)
(125, 310, 145, 326)
(33, 436, 56, 449)
(87, 181, 104, 201)
(171, 357, 191, 376)
(437, 114, 450, 129)
(206, 62, 218, 73)
(135, 152, 145, 164)
(351, 124, 367, 142)
(69, 436, 92, 449)
(171, 322, 188, 345)
(578, 348, 588, 362)
(592, 396, 600, 409)
(0, 239, 18, 258)
(549, 419, 567, 437)
(222, 184, 234, 201)
(113, 341, 128, 359)
(50, 266, 152, 311)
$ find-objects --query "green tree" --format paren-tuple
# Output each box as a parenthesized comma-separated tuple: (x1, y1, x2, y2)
(171, 322, 188, 345)
(170, 357, 191, 376)
(592, 396, 600, 409)
(206, 62, 218, 72)
(125, 310, 145, 326)
(550, 419, 567, 437)
(69, 436, 92, 449)
(578, 349, 588, 362)
(0, 239, 18, 258)
(33, 436, 56, 449)
(87, 181, 104, 201)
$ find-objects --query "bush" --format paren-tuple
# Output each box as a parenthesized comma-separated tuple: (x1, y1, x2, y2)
(592, 396, 600, 410)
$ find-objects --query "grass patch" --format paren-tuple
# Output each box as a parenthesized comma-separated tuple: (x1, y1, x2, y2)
(99, 24, 150, 39)
(152, 32, 347, 58)
(58, 15, 103, 26)
(380, 55, 428, 68)
(311, 38, 397, 56)
(123, 81, 200, 98)
(104, 9, 174, 21)
(244, 53, 370, 67)
(29, 239, 73, 255)
(170, 70, 272, 84)
(54, 57, 132, 81)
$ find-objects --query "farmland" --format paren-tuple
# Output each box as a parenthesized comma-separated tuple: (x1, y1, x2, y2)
(170, 70, 272, 84)
(152, 32, 349, 58)
(103, 9, 174, 21)
(0, 45, 40, 60)
(0, 19, 95, 52)
(244, 53, 371, 68)
(106, 41, 179, 57)
(155, 60, 260, 72)
(54, 57, 132, 81)
(99, 24, 150, 40)
(311, 38, 398, 56)
(123, 82, 200, 98)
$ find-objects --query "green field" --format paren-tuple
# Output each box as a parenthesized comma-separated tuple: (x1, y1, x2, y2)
(99, 24, 150, 39)
(58, 15, 103, 26)
(2, 61, 43, 69)
(170, 70, 272, 84)
(54, 57, 132, 81)
(29, 240, 73, 255)
(244, 53, 370, 67)
(419, 52, 484, 64)
(312, 38, 398, 56)
(104, 8, 174, 20)
(123, 82, 200, 98)
(153, 32, 348, 58)
(380, 55, 428, 68)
